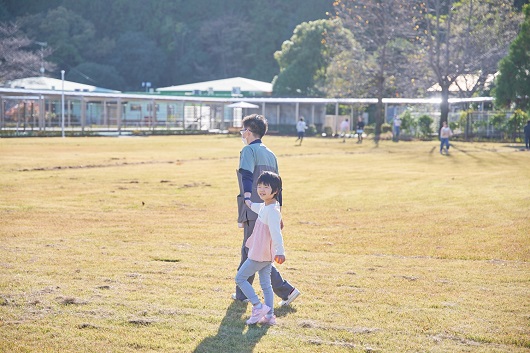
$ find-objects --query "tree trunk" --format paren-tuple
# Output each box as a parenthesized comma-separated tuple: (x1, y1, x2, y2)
(374, 75, 384, 146)
(440, 85, 450, 133)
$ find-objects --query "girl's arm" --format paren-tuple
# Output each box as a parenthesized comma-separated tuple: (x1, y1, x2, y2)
(268, 207, 285, 258)
(249, 201, 262, 212)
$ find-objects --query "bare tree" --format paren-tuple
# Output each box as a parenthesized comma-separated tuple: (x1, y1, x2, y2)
(420, 0, 522, 125)
(333, 0, 422, 144)
(0, 22, 54, 82)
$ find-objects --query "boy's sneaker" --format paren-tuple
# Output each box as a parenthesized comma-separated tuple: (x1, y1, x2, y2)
(258, 314, 276, 326)
(246, 304, 270, 325)
(231, 293, 249, 303)
(279, 288, 301, 307)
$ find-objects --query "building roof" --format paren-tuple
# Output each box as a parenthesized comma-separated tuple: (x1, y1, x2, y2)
(3, 76, 120, 93)
(157, 77, 272, 95)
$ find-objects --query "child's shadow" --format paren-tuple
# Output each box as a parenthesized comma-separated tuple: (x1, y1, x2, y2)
(192, 301, 271, 353)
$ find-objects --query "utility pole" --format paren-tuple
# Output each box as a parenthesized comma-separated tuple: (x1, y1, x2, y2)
(35, 41, 47, 76)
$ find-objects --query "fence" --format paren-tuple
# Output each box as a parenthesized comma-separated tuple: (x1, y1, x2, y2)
(397, 111, 524, 142)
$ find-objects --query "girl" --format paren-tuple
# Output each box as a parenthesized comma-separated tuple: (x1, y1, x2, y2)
(235, 171, 286, 325)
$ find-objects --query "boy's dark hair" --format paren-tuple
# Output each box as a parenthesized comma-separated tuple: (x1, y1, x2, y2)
(257, 171, 282, 199)
(242, 114, 268, 138)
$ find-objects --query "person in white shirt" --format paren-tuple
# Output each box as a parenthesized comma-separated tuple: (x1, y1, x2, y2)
(439, 121, 453, 154)
(339, 118, 349, 143)
(236, 171, 286, 325)
(295, 117, 308, 145)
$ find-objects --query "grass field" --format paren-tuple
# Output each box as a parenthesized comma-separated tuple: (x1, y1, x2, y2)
(0, 135, 529, 353)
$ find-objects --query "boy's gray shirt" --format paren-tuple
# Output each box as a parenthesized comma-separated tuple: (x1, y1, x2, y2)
(236, 142, 279, 223)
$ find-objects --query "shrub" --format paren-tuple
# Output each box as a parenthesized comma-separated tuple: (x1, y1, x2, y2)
(323, 126, 333, 136)
(490, 113, 506, 131)
(507, 109, 528, 142)
(418, 115, 434, 139)
(400, 110, 417, 135)
(363, 125, 375, 135)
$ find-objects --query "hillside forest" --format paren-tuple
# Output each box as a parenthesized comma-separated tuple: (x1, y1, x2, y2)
(0, 0, 333, 91)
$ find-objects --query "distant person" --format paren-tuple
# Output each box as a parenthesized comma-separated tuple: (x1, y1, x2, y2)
(234, 114, 300, 308)
(393, 115, 402, 142)
(295, 117, 308, 146)
(235, 171, 285, 325)
(439, 121, 453, 154)
(524, 120, 530, 150)
(340, 118, 349, 143)
(356, 116, 365, 144)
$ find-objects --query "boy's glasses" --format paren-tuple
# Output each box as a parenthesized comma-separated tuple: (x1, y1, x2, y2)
(240, 129, 248, 135)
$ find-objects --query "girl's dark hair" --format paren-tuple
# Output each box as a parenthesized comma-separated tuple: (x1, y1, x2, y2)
(257, 171, 282, 199)
(242, 114, 268, 138)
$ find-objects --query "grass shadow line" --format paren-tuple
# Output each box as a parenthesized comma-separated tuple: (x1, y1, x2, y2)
(449, 143, 481, 160)
(192, 301, 270, 353)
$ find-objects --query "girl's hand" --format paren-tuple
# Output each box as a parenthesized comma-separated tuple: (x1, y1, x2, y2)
(274, 255, 285, 264)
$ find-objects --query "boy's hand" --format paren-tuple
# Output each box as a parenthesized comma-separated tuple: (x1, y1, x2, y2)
(274, 255, 285, 264)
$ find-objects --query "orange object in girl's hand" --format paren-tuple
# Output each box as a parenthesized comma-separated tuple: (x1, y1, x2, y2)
(274, 255, 285, 265)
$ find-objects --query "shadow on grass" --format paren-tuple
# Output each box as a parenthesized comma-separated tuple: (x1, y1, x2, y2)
(192, 301, 270, 353)
(275, 304, 297, 318)
(449, 143, 480, 160)
(501, 144, 528, 150)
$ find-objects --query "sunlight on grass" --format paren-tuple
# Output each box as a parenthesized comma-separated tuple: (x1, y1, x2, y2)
(1, 136, 529, 352)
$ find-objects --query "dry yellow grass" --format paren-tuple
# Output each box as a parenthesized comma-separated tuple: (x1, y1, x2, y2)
(0, 135, 529, 352)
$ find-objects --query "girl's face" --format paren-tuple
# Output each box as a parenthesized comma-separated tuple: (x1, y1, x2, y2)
(257, 183, 277, 204)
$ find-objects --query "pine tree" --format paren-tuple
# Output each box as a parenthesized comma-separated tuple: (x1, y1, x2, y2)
(495, 4, 530, 110)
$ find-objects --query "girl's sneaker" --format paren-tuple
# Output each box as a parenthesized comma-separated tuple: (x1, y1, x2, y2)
(258, 314, 276, 325)
(246, 304, 270, 325)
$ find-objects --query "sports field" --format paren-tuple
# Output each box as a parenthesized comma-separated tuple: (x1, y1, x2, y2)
(1, 135, 529, 352)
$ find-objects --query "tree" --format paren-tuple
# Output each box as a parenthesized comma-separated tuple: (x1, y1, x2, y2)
(246, 0, 334, 82)
(196, 13, 252, 80)
(19, 6, 97, 72)
(332, 0, 422, 144)
(495, 4, 530, 110)
(319, 21, 367, 98)
(0, 22, 54, 81)
(59, 0, 334, 85)
(0, 2, 11, 21)
(5, 0, 334, 88)
(273, 19, 352, 97)
(420, 0, 522, 126)
(110, 31, 167, 91)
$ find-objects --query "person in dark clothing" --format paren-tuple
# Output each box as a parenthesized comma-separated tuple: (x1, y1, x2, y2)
(524, 120, 530, 150)
(356, 116, 365, 144)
